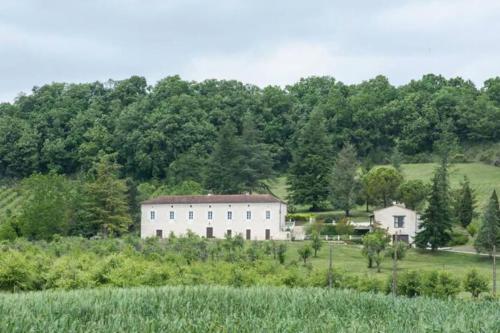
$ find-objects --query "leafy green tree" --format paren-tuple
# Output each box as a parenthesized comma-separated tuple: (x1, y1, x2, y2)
(310, 231, 323, 257)
(330, 142, 359, 216)
(474, 190, 500, 255)
(18, 173, 72, 240)
(453, 176, 476, 228)
(415, 162, 453, 251)
(464, 269, 489, 298)
(0, 220, 17, 241)
(297, 244, 312, 265)
(335, 217, 354, 236)
(386, 242, 407, 260)
(277, 243, 287, 264)
(364, 167, 403, 207)
(362, 229, 389, 272)
(397, 180, 429, 210)
(78, 155, 132, 237)
(390, 145, 403, 172)
(205, 121, 245, 194)
(287, 109, 333, 210)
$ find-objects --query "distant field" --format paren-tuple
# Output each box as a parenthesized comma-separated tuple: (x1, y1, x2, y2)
(1, 285, 498, 332)
(402, 163, 500, 209)
(268, 162, 500, 210)
(0, 186, 22, 219)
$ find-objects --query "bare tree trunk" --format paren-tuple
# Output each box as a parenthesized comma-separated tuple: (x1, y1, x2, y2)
(328, 242, 333, 289)
(493, 244, 497, 297)
(392, 234, 398, 296)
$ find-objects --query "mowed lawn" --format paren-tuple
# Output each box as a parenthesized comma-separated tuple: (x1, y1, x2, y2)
(287, 242, 499, 288)
(268, 162, 500, 210)
(402, 163, 500, 208)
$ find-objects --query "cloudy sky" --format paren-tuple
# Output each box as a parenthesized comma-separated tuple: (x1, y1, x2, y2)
(1, 0, 500, 102)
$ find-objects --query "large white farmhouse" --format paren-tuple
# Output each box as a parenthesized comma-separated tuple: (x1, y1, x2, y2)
(370, 204, 421, 244)
(141, 194, 288, 240)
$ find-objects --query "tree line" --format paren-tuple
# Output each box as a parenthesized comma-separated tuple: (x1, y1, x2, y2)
(1, 74, 500, 193)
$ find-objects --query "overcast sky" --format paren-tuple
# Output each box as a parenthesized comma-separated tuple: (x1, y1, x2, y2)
(1, 0, 500, 102)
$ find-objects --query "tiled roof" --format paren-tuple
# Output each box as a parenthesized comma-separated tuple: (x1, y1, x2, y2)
(142, 194, 284, 205)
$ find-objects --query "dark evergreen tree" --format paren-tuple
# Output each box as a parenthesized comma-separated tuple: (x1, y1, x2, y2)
(454, 176, 476, 228)
(205, 121, 245, 194)
(287, 109, 333, 210)
(415, 161, 453, 251)
(474, 190, 500, 255)
(330, 142, 359, 216)
(78, 155, 132, 237)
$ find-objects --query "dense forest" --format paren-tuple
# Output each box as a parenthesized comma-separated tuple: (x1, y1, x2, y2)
(1, 74, 499, 183)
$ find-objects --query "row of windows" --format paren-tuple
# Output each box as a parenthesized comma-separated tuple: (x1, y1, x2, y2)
(150, 210, 271, 221)
(155, 228, 272, 240)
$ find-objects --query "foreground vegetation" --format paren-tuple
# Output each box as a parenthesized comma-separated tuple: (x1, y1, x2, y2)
(0, 237, 497, 298)
(0, 285, 498, 332)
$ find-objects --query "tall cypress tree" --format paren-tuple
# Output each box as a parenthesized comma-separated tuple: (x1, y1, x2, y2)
(454, 176, 476, 228)
(415, 161, 453, 251)
(330, 142, 359, 216)
(287, 109, 332, 211)
(474, 190, 500, 255)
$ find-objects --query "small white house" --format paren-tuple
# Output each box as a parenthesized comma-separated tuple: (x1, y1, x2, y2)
(370, 204, 420, 244)
(141, 194, 289, 240)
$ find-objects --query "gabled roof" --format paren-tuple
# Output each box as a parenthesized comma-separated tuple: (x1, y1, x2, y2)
(142, 194, 285, 205)
(373, 204, 417, 214)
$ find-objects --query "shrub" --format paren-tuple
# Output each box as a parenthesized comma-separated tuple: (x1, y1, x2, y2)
(447, 228, 469, 246)
(395, 271, 422, 297)
(464, 269, 489, 298)
(386, 242, 407, 260)
(0, 250, 41, 291)
(422, 271, 461, 299)
(0, 221, 17, 241)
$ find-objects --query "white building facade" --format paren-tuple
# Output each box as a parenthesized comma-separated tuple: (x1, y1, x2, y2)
(370, 204, 420, 244)
(141, 194, 289, 240)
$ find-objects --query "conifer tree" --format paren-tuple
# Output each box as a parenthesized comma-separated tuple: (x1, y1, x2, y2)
(474, 190, 500, 255)
(454, 176, 476, 228)
(415, 161, 453, 251)
(287, 109, 333, 211)
(330, 142, 359, 216)
(205, 121, 245, 194)
(79, 155, 132, 237)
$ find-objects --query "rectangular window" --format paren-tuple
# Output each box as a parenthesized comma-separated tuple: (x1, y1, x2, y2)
(208, 211, 213, 220)
(266, 210, 271, 220)
(226, 229, 232, 237)
(394, 216, 405, 228)
(227, 211, 232, 220)
(169, 211, 175, 220)
(156, 230, 163, 238)
(246, 229, 251, 240)
(246, 211, 251, 220)
(150, 211, 156, 220)
(189, 211, 194, 220)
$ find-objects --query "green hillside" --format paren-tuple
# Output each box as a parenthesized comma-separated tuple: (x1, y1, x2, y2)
(1, 285, 498, 332)
(269, 162, 500, 210)
(0, 186, 22, 219)
(402, 163, 500, 209)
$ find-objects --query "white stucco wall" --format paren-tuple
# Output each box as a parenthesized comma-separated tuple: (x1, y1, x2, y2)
(141, 201, 288, 240)
(373, 205, 420, 243)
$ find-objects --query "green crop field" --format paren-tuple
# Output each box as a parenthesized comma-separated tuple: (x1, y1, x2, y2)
(0, 285, 498, 332)
(0, 186, 23, 219)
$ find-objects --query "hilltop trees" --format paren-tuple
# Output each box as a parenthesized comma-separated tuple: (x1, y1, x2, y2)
(415, 162, 453, 251)
(330, 142, 359, 216)
(287, 109, 332, 210)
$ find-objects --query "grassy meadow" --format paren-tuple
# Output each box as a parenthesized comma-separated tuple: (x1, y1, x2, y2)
(268, 162, 500, 212)
(1, 285, 498, 332)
